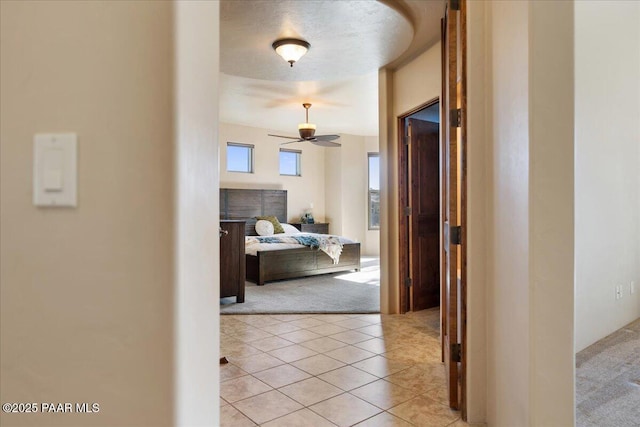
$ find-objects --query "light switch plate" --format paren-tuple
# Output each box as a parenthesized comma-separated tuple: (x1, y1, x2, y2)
(33, 133, 77, 207)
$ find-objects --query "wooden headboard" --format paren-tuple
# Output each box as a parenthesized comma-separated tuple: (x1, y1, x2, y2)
(220, 189, 287, 236)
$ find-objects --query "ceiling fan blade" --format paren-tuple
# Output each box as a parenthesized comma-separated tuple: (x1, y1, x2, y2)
(269, 104, 341, 147)
(311, 139, 342, 148)
(268, 133, 300, 140)
(313, 134, 341, 142)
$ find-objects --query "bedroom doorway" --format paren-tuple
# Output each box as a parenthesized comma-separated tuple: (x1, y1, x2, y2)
(398, 100, 441, 314)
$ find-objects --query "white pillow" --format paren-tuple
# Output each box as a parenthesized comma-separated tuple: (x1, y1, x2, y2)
(281, 223, 301, 234)
(255, 220, 275, 236)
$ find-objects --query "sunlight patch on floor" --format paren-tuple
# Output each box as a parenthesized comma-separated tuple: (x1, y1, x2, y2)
(335, 256, 380, 286)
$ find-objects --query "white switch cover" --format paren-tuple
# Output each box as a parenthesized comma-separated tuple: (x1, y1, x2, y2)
(34, 133, 77, 207)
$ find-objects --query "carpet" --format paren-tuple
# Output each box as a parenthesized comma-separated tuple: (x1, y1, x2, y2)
(220, 257, 380, 314)
(576, 318, 640, 427)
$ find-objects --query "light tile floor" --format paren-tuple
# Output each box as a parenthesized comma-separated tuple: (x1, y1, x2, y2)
(221, 309, 469, 426)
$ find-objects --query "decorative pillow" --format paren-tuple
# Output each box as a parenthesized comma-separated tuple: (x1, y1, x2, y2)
(256, 215, 284, 234)
(255, 220, 275, 236)
(281, 223, 301, 234)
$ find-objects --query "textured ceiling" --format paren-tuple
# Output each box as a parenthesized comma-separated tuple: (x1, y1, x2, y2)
(221, 0, 414, 81)
(220, 0, 445, 137)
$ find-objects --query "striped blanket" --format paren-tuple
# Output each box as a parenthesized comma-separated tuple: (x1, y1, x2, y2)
(246, 234, 344, 264)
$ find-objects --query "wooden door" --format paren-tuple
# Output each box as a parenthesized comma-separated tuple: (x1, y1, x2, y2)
(409, 119, 440, 311)
(441, 0, 467, 415)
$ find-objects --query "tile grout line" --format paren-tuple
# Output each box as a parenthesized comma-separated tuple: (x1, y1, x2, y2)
(221, 310, 459, 426)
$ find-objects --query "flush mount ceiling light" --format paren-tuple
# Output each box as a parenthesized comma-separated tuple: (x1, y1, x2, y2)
(272, 38, 310, 67)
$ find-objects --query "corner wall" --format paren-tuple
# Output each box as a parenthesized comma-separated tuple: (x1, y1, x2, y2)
(468, 1, 575, 425)
(174, 1, 220, 425)
(466, 1, 488, 422)
(0, 2, 174, 425)
(485, 2, 531, 423)
(324, 134, 380, 254)
(574, 0, 640, 352)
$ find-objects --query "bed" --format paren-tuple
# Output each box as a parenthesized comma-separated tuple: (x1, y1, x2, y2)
(220, 188, 361, 285)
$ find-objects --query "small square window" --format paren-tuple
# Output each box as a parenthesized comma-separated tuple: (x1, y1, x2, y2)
(279, 149, 301, 176)
(227, 143, 254, 173)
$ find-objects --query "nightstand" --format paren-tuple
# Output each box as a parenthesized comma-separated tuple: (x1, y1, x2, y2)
(291, 222, 329, 234)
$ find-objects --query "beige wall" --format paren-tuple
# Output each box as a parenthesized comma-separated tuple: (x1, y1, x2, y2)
(485, 2, 532, 424)
(393, 42, 442, 117)
(219, 123, 327, 223)
(466, 1, 488, 422)
(528, 2, 575, 424)
(325, 134, 380, 253)
(468, 1, 575, 425)
(325, 146, 343, 233)
(574, 0, 640, 352)
(174, 1, 220, 425)
(0, 1, 174, 425)
(338, 135, 368, 244)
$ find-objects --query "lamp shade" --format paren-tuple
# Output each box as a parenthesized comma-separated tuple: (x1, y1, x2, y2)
(272, 38, 310, 67)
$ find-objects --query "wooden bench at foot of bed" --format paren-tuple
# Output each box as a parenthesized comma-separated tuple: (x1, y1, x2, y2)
(246, 242, 361, 286)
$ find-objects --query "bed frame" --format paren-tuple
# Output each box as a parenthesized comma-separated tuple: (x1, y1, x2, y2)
(220, 188, 361, 285)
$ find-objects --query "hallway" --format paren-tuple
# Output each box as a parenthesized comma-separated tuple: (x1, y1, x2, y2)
(220, 309, 468, 426)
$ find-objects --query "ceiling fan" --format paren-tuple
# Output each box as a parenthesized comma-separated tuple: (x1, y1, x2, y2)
(268, 103, 341, 147)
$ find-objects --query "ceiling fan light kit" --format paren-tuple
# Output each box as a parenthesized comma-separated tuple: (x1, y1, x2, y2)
(272, 38, 310, 67)
(298, 125, 316, 139)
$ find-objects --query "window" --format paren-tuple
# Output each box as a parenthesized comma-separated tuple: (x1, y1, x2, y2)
(368, 153, 380, 229)
(279, 148, 301, 176)
(226, 142, 254, 173)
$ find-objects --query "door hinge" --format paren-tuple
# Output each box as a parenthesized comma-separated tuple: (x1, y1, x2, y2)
(404, 206, 412, 216)
(451, 343, 462, 362)
(450, 108, 462, 127)
(404, 134, 410, 145)
(404, 277, 412, 288)
(450, 0, 461, 11)
(450, 225, 462, 245)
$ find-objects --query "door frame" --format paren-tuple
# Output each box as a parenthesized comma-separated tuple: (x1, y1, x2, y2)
(442, 0, 467, 416)
(397, 97, 440, 314)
